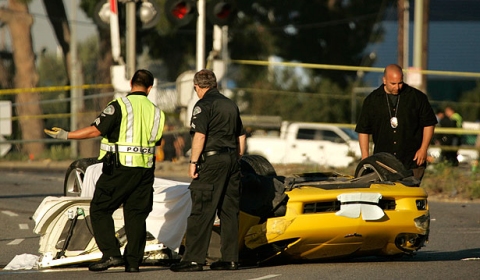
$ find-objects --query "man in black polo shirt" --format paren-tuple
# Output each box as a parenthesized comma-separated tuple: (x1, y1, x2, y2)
(170, 69, 246, 272)
(355, 64, 437, 181)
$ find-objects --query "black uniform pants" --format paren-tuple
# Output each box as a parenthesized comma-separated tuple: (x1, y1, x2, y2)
(90, 165, 154, 268)
(183, 151, 241, 263)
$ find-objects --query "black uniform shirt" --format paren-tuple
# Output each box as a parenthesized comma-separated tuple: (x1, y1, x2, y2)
(355, 84, 437, 169)
(190, 88, 244, 151)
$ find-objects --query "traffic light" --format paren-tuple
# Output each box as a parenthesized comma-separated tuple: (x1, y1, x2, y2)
(137, 1, 160, 30)
(165, 0, 197, 27)
(93, 0, 159, 31)
(206, 0, 237, 26)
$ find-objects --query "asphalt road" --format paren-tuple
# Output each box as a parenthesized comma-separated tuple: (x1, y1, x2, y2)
(1, 164, 479, 280)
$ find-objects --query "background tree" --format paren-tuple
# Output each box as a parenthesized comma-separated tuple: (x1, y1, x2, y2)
(225, 0, 386, 122)
(458, 82, 480, 122)
(79, 0, 113, 110)
(41, 0, 112, 157)
(44, 0, 388, 128)
(42, 0, 72, 80)
(269, 0, 387, 87)
(0, 0, 44, 157)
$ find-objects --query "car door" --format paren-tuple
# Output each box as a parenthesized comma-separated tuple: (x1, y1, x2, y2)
(285, 127, 352, 167)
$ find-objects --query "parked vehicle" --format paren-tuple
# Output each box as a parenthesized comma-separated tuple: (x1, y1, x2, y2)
(32, 153, 429, 268)
(246, 121, 361, 168)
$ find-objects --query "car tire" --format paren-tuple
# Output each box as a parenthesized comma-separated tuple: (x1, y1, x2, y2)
(354, 152, 411, 182)
(240, 155, 277, 176)
(64, 157, 101, 196)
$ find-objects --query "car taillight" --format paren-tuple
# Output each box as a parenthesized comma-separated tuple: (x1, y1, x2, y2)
(416, 199, 427, 210)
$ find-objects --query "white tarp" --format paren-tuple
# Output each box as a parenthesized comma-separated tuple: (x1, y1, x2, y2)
(81, 163, 191, 249)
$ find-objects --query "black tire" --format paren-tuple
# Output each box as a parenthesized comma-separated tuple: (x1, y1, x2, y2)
(240, 155, 277, 177)
(354, 152, 411, 182)
(64, 157, 101, 196)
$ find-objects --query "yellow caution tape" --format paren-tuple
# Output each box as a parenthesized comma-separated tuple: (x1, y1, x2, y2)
(0, 84, 113, 96)
(230, 60, 480, 78)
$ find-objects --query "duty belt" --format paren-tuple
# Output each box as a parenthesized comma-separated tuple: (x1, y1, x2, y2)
(101, 143, 155, 155)
(203, 147, 236, 157)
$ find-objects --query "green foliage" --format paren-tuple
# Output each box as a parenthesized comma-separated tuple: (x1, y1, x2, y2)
(227, 1, 387, 122)
(0, 145, 72, 161)
(0, 150, 29, 161)
(37, 53, 69, 130)
(42, 145, 71, 161)
(78, 36, 100, 84)
(235, 0, 387, 88)
(239, 68, 352, 123)
(457, 81, 480, 122)
(37, 54, 68, 86)
(38, 36, 101, 131)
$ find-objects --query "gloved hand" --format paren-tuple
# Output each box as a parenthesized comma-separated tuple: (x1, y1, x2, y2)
(44, 127, 69, 139)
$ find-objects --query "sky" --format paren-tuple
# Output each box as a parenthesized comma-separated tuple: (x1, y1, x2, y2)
(28, 1, 97, 54)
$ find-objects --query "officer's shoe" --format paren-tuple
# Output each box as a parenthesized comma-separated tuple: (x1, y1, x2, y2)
(210, 261, 238, 270)
(88, 256, 125, 271)
(170, 261, 203, 272)
(125, 266, 140, 273)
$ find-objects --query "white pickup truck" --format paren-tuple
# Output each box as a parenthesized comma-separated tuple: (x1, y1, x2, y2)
(246, 122, 361, 168)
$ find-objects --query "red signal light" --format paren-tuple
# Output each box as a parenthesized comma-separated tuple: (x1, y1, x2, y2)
(214, 3, 232, 19)
(166, 0, 196, 26)
(207, 0, 236, 26)
(172, 3, 188, 19)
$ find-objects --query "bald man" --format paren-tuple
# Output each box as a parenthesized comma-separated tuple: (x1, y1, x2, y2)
(355, 64, 437, 181)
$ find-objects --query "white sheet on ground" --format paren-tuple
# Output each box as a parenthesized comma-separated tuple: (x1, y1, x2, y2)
(81, 163, 191, 249)
(4, 254, 39, 270)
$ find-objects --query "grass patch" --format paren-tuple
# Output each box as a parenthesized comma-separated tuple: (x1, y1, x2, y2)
(0, 145, 72, 162)
(423, 162, 480, 200)
(42, 145, 71, 161)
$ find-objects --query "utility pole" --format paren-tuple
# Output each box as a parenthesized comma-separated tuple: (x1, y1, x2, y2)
(397, 0, 409, 69)
(421, 0, 430, 93)
(196, 0, 206, 71)
(413, 0, 429, 93)
(125, 1, 136, 78)
(70, 2, 84, 158)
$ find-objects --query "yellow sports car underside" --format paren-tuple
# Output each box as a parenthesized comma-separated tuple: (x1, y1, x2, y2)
(237, 153, 429, 264)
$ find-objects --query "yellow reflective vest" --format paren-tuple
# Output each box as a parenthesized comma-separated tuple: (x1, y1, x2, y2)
(99, 95, 165, 168)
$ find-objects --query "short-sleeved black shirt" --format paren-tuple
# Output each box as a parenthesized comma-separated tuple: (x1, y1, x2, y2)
(92, 100, 122, 142)
(355, 84, 437, 169)
(190, 88, 244, 151)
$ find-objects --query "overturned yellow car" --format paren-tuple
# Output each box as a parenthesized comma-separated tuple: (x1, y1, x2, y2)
(234, 152, 429, 264)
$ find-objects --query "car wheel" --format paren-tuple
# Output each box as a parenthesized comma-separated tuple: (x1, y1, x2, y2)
(240, 155, 277, 176)
(64, 157, 101, 196)
(354, 152, 410, 182)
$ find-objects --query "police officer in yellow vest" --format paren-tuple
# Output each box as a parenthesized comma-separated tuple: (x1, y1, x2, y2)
(45, 69, 165, 273)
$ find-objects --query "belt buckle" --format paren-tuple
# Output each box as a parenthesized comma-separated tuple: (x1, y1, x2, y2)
(207, 151, 218, 157)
